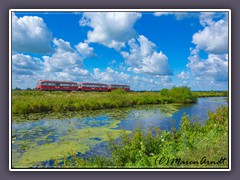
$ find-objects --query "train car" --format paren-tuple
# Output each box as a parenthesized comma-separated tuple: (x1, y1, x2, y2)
(78, 82, 109, 92)
(36, 80, 78, 91)
(108, 84, 130, 92)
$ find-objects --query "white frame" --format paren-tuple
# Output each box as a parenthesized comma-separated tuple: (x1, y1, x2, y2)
(9, 9, 231, 171)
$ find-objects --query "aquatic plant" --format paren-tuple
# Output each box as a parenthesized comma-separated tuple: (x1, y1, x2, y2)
(12, 126, 131, 168)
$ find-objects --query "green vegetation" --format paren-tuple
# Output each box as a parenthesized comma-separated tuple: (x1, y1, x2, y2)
(159, 86, 197, 103)
(15, 128, 130, 168)
(58, 106, 228, 168)
(12, 125, 131, 168)
(12, 87, 197, 114)
(193, 90, 227, 98)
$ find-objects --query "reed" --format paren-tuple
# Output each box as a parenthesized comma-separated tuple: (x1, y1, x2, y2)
(12, 87, 198, 114)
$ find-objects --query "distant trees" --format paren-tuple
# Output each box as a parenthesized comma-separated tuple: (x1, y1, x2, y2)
(14, 87, 21, 91)
(223, 90, 228, 97)
(13, 87, 33, 91)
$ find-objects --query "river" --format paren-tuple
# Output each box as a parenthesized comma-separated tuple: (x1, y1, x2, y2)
(11, 97, 228, 168)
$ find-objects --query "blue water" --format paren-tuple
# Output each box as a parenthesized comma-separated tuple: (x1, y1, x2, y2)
(117, 97, 228, 131)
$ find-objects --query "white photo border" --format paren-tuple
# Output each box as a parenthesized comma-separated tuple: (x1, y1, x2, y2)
(9, 9, 231, 171)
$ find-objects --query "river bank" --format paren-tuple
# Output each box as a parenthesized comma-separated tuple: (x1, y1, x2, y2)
(12, 87, 225, 115)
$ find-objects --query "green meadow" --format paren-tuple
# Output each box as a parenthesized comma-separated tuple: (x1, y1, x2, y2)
(12, 87, 201, 115)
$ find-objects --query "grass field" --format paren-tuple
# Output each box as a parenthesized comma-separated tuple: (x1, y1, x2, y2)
(12, 87, 203, 114)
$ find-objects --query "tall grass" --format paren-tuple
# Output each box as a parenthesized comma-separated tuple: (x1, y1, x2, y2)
(59, 106, 228, 168)
(192, 90, 227, 97)
(12, 87, 198, 114)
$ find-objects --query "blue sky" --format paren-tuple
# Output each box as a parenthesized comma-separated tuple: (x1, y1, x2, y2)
(11, 11, 229, 91)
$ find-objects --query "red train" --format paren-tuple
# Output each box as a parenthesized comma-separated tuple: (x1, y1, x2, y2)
(36, 80, 130, 92)
(108, 84, 130, 92)
(78, 82, 109, 92)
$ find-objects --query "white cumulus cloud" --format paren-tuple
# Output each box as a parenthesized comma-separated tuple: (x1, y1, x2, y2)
(12, 53, 43, 75)
(12, 38, 94, 87)
(177, 71, 190, 80)
(43, 38, 84, 72)
(75, 42, 94, 58)
(192, 12, 228, 54)
(121, 35, 172, 75)
(93, 67, 130, 83)
(80, 12, 142, 50)
(12, 13, 53, 54)
(187, 48, 228, 81)
(154, 12, 198, 20)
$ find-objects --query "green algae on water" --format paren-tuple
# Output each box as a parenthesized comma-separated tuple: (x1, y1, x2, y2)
(13, 127, 131, 168)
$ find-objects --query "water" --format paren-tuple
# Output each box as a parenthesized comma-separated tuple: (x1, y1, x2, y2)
(118, 97, 228, 131)
(11, 97, 228, 167)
